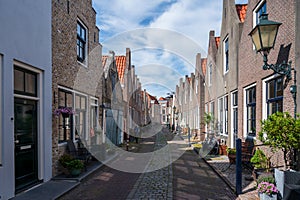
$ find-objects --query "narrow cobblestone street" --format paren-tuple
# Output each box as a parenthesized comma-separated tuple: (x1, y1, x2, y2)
(59, 129, 237, 200)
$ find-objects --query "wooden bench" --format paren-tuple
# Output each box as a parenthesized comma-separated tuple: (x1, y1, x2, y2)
(241, 140, 255, 171)
(223, 138, 255, 172)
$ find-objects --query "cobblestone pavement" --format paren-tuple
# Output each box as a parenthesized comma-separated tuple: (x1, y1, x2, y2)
(173, 150, 238, 200)
(204, 155, 258, 200)
(59, 129, 239, 200)
(127, 131, 173, 199)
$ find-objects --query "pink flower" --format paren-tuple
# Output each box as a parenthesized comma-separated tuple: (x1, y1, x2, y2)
(258, 182, 278, 195)
(54, 107, 75, 116)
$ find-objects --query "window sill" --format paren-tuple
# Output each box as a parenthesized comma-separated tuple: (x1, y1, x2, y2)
(77, 60, 88, 68)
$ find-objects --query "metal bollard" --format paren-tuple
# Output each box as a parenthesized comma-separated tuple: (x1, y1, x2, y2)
(236, 138, 242, 195)
(126, 139, 129, 151)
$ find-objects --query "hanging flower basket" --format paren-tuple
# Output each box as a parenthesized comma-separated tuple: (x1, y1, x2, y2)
(54, 107, 75, 118)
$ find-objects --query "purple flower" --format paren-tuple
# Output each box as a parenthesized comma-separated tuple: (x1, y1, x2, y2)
(54, 107, 75, 116)
(258, 182, 278, 195)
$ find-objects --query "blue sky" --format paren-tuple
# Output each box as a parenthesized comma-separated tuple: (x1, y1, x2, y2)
(93, 0, 248, 98)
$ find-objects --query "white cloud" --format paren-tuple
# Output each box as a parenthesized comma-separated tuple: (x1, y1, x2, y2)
(93, 0, 225, 97)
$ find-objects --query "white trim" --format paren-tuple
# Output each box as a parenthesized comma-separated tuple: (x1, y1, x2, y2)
(223, 35, 229, 74)
(253, 0, 267, 28)
(77, 18, 88, 68)
(262, 74, 279, 121)
(13, 61, 44, 180)
(243, 83, 256, 138)
(57, 85, 89, 142)
(230, 90, 238, 148)
(252, 0, 266, 50)
(0, 54, 2, 166)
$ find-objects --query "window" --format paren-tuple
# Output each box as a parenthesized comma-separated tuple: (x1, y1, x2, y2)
(0, 55, 2, 165)
(58, 89, 74, 143)
(231, 91, 238, 147)
(224, 36, 229, 73)
(196, 79, 198, 94)
(224, 96, 228, 135)
(218, 98, 224, 134)
(255, 1, 267, 25)
(14, 67, 37, 97)
(90, 98, 98, 144)
(208, 63, 212, 86)
(246, 86, 256, 136)
(218, 96, 228, 135)
(266, 77, 283, 116)
(75, 94, 87, 140)
(77, 21, 87, 63)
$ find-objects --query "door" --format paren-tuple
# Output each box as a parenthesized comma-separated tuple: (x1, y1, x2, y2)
(14, 98, 38, 193)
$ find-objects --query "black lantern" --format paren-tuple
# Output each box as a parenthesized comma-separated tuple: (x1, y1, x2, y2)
(249, 13, 281, 54)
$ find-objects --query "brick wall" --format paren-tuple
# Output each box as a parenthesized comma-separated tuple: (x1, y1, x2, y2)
(52, 0, 102, 175)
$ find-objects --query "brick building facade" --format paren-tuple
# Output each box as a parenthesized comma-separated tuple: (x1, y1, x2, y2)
(52, 0, 102, 175)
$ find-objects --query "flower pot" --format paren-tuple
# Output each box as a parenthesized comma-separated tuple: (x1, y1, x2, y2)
(258, 193, 277, 200)
(70, 168, 81, 177)
(228, 154, 236, 164)
(219, 145, 227, 155)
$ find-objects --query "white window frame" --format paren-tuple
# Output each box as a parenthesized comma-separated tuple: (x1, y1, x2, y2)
(77, 18, 88, 67)
(218, 95, 228, 136)
(196, 79, 198, 94)
(223, 35, 229, 74)
(262, 74, 282, 121)
(243, 83, 257, 138)
(253, 0, 267, 27)
(58, 86, 88, 143)
(252, 0, 267, 50)
(0, 54, 2, 166)
(230, 90, 238, 148)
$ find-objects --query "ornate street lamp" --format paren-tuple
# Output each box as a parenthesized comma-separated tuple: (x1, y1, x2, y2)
(249, 13, 297, 118)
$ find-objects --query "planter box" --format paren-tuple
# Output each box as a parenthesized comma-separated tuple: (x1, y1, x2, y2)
(275, 169, 300, 199)
(258, 193, 277, 200)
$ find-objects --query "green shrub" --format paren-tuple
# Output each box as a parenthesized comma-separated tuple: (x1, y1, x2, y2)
(226, 147, 236, 155)
(66, 159, 84, 170)
(257, 174, 275, 185)
(250, 149, 268, 169)
(59, 154, 74, 168)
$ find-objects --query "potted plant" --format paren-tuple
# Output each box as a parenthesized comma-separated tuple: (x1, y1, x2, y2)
(59, 154, 84, 177)
(66, 159, 84, 177)
(250, 149, 271, 181)
(257, 181, 278, 200)
(226, 147, 236, 164)
(259, 112, 300, 197)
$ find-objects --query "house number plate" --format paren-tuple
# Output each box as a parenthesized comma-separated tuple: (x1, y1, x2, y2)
(20, 145, 31, 150)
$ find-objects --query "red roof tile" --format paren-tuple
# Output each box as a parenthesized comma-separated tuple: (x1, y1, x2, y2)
(236, 4, 248, 23)
(115, 56, 126, 84)
(159, 97, 167, 101)
(215, 37, 220, 49)
(102, 56, 108, 68)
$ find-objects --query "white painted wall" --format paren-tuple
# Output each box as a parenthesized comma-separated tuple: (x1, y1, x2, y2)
(0, 1, 52, 199)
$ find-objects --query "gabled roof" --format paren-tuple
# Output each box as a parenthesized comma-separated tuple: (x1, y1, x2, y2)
(159, 97, 167, 101)
(236, 4, 248, 23)
(147, 93, 159, 104)
(115, 56, 126, 84)
(215, 37, 220, 49)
